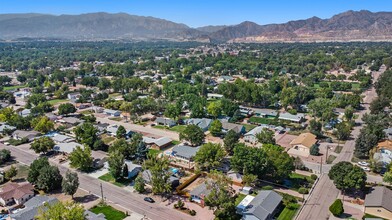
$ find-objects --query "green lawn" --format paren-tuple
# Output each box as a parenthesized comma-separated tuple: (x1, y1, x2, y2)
(287, 173, 314, 192)
(98, 173, 132, 187)
(90, 204, 127, 220)
(148, 149, 162, 158)
(169, 125, 187, 133)
(235, 194, 247, 206)
(243, 124, 257, 132)
(326, 155, 337, 164)
(14, 164, 29, 180)
(172, 140, 181, 145)
(101, 134, 116, 145)
(277, 205, 299, 220)
(47, 99, 68, 105)
(3, 85, 26, 91)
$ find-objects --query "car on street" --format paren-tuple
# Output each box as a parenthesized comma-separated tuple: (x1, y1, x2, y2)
(358, 161, 369, 167)
(144, 197, 155, 203)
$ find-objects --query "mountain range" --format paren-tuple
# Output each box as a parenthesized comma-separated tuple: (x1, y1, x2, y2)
(1, 10, 392, 42)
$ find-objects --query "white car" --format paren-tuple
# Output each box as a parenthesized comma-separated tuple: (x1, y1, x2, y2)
(360, 166, 371, 172)
(358, 161, 369, 167)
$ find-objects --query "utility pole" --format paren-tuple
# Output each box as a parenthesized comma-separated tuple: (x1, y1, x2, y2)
(320, 157, 323, 174)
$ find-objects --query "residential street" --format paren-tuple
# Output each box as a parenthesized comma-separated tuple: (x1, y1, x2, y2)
(1, 144, 193, 220)
(296, 67, 384, 220)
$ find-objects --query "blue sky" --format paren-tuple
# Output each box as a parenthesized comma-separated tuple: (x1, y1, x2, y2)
(2, 0, 392, 27)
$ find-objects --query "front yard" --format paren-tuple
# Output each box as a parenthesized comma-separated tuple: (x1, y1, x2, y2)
(98, 173, 133, 187)
(90, 203, 127, 220)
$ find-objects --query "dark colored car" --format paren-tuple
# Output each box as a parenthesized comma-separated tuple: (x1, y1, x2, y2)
(144, 197, 155, 203)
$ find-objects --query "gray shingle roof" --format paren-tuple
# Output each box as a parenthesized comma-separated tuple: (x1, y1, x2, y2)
(243, 190, 282, 220)
(365, 186, 392, 212)
(10, 196, 58, 220)
(172, 145, 200, 160)
(190, 182, 211, 197)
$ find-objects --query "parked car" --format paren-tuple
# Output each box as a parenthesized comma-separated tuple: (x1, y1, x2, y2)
(358, 161, 369, 167)
(360, 166, 371, 172)
(144, 197, 155, 203)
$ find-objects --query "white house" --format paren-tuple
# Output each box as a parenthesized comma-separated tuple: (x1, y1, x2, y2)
(103, 109, 121, 117)
(243, 125, 270, 144)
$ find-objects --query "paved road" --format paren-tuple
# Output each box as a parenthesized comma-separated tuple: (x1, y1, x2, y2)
(1, 144, 191, 220)
(297, 67, 384, 220)
(95, 116, 180, 141)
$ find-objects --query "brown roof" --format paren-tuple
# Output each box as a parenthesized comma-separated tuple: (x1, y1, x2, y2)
(289, 133, 317, 148)
(0, 182, 34, 200)
(378, 140, 392, 151)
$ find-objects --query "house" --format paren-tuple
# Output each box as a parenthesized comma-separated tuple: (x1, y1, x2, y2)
(207, 93, 224, 100)
(217, 75, 234, 83)
(13, 90, 31, 99)
(278, 112, 305, 123)
(288, 133, 317, 157)
(184, 118, 212, 131)
(10, 196, 58, 220)
(0, 123, 16, 134)
(190, 182, 212, 207)
(236, 190, 282, 220)
(221, 122, 245, 134)
(124, 160, 142, 179)
(67, 92, 81, 102)
(364, 186, 392, 219)
(253, 109, 278, 118)
(227, 170, 243, 186)
(383, 127, 392, 140)
(103, 109, 121, 117)
(75, 103, 92, 109)
(0, 182, 34, 206)
(57, 117, 84, 126)
(239, 106, 254, 117)
(12, 130, 40, 142)
(143, 136, 172, 150)
(18, 109, 31, 117)
(49, 133, 74, 143)
(171, 144, 200, 162)
(53, 142, 84, 154)
(155, 117, 177, 127)
(10, 195, 106, 220)
(95, 123, 110, 134)
(373, 140, 392, 166)
(106, 125, 133, 137)
(243, 125, 270, 144)
(141, 170, 179, 188)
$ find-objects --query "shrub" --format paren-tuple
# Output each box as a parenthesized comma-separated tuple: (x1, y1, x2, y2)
(310, 174, 318, 180)
(310, 144, 320, 156)
(298, 187, 309, 194)
(329, 199, 344, 216)
(262, 185, 274, 190)
(286, 203, 300, 210)
(288, 109, 297, 115)
(189, 210, 196, 216)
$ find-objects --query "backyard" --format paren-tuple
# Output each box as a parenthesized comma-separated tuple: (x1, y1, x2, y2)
(47, 99, 68, 105)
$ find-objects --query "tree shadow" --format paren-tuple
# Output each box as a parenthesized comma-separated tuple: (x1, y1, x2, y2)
(74, 194, 100, 204)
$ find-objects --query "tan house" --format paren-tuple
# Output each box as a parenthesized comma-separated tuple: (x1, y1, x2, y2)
(365, 186, 392, 219)
(288, 132, 317, 157)
(0, 182, 34, 206)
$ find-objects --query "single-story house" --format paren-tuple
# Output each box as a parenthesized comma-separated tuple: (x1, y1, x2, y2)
(239, 106, 254, 117)
(243, 125, 270, 144)
(184, 118, 212, 131)
(67, 92, 81, 102)
(221, 122, 245, 134)
(236, 190, 282, 220)
(104, 109, 121, 117)
(288, 133, 317, 157)
(12, 130, 40, 142)
(373, 140, 392, 166)
(0, 123, 16, 134)
(10, 196, 58, 220)
(143, 136, 172, 150)
(13, 90, 31, 99)
(75, 103, 92, 109)
(0, 182, 34, 206)
(57, 117, 84, 126)
(171, 144, 200, 162)
(254, 109, 278, 118)
(141, 170, 179, 188)
(227, 170, 243, 186)
(50, 133, 74, 143)
(278, 112, 305, 123)
(18, 109, 31, 117)
(45, 113, 58, 121)
(365, 186, 392, 219)
(95, 123, 110, 134)
(383, 127, 392, 140)
(155, 117, 177, 127)
(106, 125, 133, 137)
(217, 75, 234, 83)
(207, 93, 224, 99)
(53, 142, 83, 154)
(190, 182, 212, 207)
(124, 160, 142, 179)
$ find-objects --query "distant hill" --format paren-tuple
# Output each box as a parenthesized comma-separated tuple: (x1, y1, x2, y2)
(1, 10, 392, 42)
